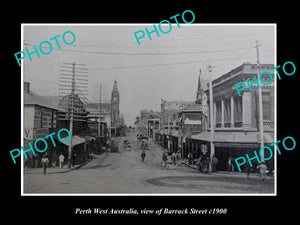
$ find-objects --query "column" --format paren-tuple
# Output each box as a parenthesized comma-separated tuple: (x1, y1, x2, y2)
(221, 99, 225, 128)
(191, 140, 194, 165)
(213, 101, 217, 128)
(230, 96, 234, 127)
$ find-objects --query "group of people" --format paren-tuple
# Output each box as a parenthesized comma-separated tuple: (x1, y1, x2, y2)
(32, 152, 79, 175)
(161, 151, 180, 168)
(123, 139, 131, 151)
(39, 153, 67, 175)
(139, 150, 171, 169)
(160, 151, 269, 182)
(228, 157, 269, 181)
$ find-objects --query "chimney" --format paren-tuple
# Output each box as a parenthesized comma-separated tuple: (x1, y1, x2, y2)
(24, 82, 30, 93)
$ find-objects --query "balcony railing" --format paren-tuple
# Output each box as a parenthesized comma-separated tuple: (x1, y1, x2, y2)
(263, 120, 274, 129)
(215, 121, 242, 128)
(209, 120, 274, 130)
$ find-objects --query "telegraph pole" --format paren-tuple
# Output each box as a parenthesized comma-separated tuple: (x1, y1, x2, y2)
(255, 40, 265, 158)
(207, 65, 215, 173)
(57, 62, 88, 169)
(67, 63, 75, 168)
(98, 83, 102, 146)
(168, 115, 171, 153)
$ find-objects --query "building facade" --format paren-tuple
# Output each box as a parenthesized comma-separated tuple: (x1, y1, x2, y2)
(24, 82, 59, 140)
(155, 99, 203, 155)
(111, 80, 120, 136)
(23, 82, 60, 167)
(186, 63, 275, 171)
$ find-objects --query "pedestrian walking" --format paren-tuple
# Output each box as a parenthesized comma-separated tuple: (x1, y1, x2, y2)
(197, 156, 203, 172)
(59, 153, 64, 168)
(202, 155, 209, 173)
(228, 157, 234, 172)
(52, 152, 58, 167)
(34, 154, 39, 168)
(187, 153, 193, 165)
(41, 154, 49, 175)
(141, 150, 146, 163)
(245, 161, 251, 178)
(171, 152, 176, 165)
(72, 153, 77, 168)
(176, 151, 180, 161)
(162, 152, 168, 169)
(256, 161, 268, 182)
(212, 156, 218, 173)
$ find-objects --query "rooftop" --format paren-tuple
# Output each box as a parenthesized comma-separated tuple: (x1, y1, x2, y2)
(24, 90, 60, 111)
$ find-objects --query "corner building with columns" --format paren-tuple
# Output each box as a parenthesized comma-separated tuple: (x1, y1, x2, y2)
(189, 63, 275, 172)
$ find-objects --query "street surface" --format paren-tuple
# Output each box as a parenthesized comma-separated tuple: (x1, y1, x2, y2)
(24, 130, 274, 194)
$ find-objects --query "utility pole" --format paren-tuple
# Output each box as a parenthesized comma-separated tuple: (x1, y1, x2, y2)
(57, 62, 88, 169)
(67, 62, 75, 169)
(168, 115, 171, 153)
(98, 83, 102, 146)
(208, 65, 215, 173)
(255, 40, 265, 158)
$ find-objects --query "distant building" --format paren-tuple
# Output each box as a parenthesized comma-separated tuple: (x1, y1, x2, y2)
(179, 109, 203, 135)
(111, 80, 120, 136)
(85, 103, 111, 134)
(160, 99, 198, 134)
(83, 79, 123, 138)
(178, 108, 204, 159)
(147, 117, 160, 140)
(138, 109, 160, 138)
(85, 102, 110, 147)
(195, 69, 204, 105)
(156, 99, 202, 154)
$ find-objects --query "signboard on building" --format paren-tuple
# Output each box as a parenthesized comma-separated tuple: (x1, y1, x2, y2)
(202, 93, 208, 117)
(24, 128, 33, 139)
(23, 128, 49, 140)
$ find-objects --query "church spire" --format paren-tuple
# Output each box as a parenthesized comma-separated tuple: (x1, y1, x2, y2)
(112, 79, 119, 93)
(196, 69, 202, 102)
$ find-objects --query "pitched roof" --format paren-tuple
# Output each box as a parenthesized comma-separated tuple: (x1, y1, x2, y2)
(24, 90, 60, 111)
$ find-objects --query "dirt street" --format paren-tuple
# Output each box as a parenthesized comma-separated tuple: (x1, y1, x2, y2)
(23, 130, 274, 194)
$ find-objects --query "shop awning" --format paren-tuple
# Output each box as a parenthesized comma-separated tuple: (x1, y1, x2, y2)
(188, 131, 275, 145)
(59, 135, 86, 147)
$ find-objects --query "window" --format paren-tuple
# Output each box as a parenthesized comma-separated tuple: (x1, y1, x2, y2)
(216, 100, 222, 123)
(52, 111, 57, 128)
(234, 96, 242, 127)
(224, 98, 231, 123)
(215, 100, 222, 127)
(262, 92, 271, 121)
(34, 106, 41, 128)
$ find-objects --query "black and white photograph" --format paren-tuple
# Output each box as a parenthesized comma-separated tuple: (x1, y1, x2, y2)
(21, 24, 276, 195)
(4, 4, 299, 221)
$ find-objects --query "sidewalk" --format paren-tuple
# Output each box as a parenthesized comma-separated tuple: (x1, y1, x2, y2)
(179, 160, 274, 179)
(23, 157, 93, 175)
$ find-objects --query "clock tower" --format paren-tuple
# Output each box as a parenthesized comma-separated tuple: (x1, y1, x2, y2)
(111, 79, 120, 135)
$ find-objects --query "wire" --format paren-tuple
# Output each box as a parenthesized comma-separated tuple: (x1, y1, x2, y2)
(23, 42, 251, 56)
(88, 54, 273, 71)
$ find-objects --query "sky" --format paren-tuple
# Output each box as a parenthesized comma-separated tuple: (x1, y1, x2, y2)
(23, 24, 275, 126)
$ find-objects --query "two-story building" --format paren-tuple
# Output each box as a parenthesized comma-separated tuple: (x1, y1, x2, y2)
(23, 82, 60, 167)
(155, 99, 203, 154)
(185, 63, 275, 171)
